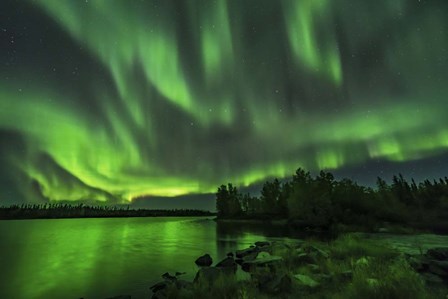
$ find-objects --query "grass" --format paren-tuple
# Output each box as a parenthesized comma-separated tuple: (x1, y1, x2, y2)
(155, 234, 447, 299)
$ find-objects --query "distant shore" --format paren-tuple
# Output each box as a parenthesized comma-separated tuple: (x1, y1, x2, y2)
(0, 204, 215, 220)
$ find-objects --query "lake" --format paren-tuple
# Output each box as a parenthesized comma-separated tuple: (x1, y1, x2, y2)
(0, 217, 299, 299)
(2, 217, 447, 299)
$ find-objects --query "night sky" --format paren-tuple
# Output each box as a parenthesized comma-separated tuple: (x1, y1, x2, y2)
(1, 0, 448, 208)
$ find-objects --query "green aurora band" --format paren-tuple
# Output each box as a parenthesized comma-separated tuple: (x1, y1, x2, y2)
(0, 0, 447, 203)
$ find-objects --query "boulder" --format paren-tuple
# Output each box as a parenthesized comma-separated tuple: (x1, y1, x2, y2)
(236, 247, 258, 259)
(150, 281, 170, 293)
(256, 251, 271, 259)
(195, 254, 213, 267)
(215, 257, 237, 273)
(194, 267, 224, 285)
(294, 274, 320, 288)
(242, 255, 283, 272)
(161, 272, 176, 282)
(426, 248, 448, 261)
(151, 289, 167, 299)
(236, 251, 258, 265)
(175, 279, 193, 290)
(255, 241, 270, 247)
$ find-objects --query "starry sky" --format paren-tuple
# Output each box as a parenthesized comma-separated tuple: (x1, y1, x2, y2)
(1, 0, 448, 207)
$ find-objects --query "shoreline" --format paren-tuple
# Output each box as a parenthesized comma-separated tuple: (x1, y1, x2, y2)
(147, 235, 448, 298)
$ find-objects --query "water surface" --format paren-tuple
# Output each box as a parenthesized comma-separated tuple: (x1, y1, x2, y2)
(2, 217, 447, 299)
(0, 217, 294, 299)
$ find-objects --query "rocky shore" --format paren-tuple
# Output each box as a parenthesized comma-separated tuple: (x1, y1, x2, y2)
(143, 238, 448, 299)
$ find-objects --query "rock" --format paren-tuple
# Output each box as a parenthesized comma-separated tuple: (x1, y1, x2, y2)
(105, 296, 131, 299)
(294, 274, 320, 288)
(426, 248, 448, 261)
(236, 247, 258, 259)
(255, 241, 270, 247)
(216, 257, 237, 273)
(151, 289, 167, 299)
(256, 251, 271, 259)
(175, 279, 193, 290)
(227, 252, 234, 258)
(244, 251, 259, 261)
(236, 250, 259, 265)
(150, 281, 169, 293)
(195, 254, 213, 267)
(242, 255, 283, 272)
(161, 272, 176, 282)
(194, 267, 224, 285)
(378, 227, 389, 233)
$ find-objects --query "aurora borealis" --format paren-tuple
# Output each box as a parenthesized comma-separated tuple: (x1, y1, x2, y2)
(1, 0, 448, 205)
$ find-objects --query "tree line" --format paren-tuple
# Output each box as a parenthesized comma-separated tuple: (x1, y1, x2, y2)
(0, 203, 214, 220)
(216, 168, 448, 230)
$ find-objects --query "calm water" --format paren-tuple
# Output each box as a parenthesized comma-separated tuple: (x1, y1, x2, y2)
(0, 217, 298, 299)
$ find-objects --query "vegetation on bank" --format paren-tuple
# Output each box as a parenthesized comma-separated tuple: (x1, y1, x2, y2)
(215, 168, 448, 232)
(0, 203, 214, 220)
(151, 234, 448, 299)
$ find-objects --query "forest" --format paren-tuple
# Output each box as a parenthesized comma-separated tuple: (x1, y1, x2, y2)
(215, 168, 448, 232)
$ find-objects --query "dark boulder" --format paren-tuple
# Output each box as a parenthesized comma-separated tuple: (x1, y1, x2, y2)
(195, 254, 213, 267)
(194, 267, 224, 285)
(241, 253, 282, 272)
(215, 256, 237, 273)
(255, 241, 270, 248)
(175, 279, 193, 290)
(426, 248, 448, 261)
(236, 247, 258, 259)
(150, 281, 169, 293)
(161, 272, 176, 282)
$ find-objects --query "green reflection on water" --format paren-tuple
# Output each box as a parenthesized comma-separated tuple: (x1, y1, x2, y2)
(0, 217, 278, 299)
